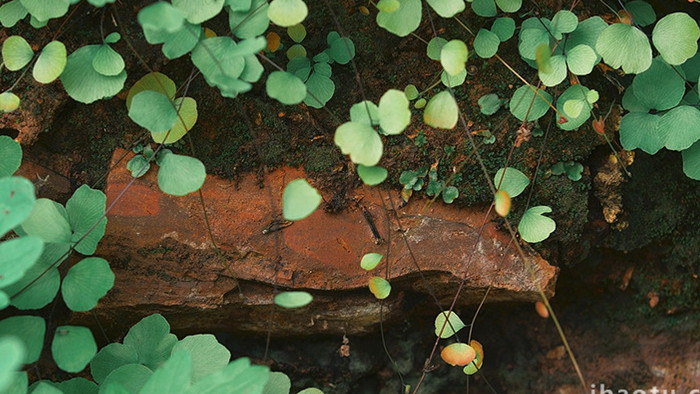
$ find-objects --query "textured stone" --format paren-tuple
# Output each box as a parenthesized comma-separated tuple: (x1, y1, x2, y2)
(74, 149, 557, 336)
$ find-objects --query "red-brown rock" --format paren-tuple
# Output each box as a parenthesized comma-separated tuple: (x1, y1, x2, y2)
(75, 149, 557, 336)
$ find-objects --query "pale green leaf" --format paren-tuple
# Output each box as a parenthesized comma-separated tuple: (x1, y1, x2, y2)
(263, 372, 291, 394)
(0, 0, 28, 28)
(2, 35, 33, 71)
(518, 206, 556, 243)
(376, 0, 421, 37)
(126, 72, 176, 110)
(0, 136, 22, 176)
(426, 0, 464, 18)
(0, 177, 35, 238)
(334, 122, 383, 166)
(566, 44, 596, 75)
(360, 253, 383, 270)
(282, 179, 321, 221)
(92, 44, 125, 77)
(102, 364, 153, 394)
(494, 167, 529, 198)
(632, 56, 686, 111)
(66, 184, 107, 255)
(33, 41, 66, 84)
(509, 85, 552, 122)
(550, 10, 578, 39)
(268, 0, 307, 27)
(474, 28, 500, 59)
(357, 165, 388, 186)
(625, 0, 656, 27)
(595, 23, 651, 74)
(538, 54, 566, 87)
(434, 311, 465, 338)
(60, 45, 127, 104)
(368, 276, 391, 299)
(91, 343, 139, 384)
(652, 12, 700, 66)
(495, 0, 520, 12)
(378, 89, 410, 135)
(228, 0, 269, 39)
(427, 37, 447, 60)
(471, 0, 496, 17)
(0, 337, 25, 393)
(424, 91, 458, 129)
(682, 140, 700, 180)
(172, 0, 224, 24)
(124, 314, 178, 371)
(441, 69, 466, 88)
(0, 92, 20, 113)
(21, 198, 71, 243)
(658, 105, 700, 151)
(0, 236, 43, 289)
(151, 97, 198, 144)
(266, 71, 307, 105)
(619, 112, 662, 154)
(274, 291, 313, 308)
(157, 152, 206, 196)
(0, 316, 45, 364)
(349, 101, 379, 126)
(129, 91, 178, 133)
(138, 350, 191, 394)
(556, 84, 594, 131)
(172, 335, 230, 382)
(440, 39, 468, 76)
(20, 0, 69, 22)
(61, 257, 114, 312)
(303, 72, 335, 108)
(491, 17, 515, 41)
(137, 2, 184, 33)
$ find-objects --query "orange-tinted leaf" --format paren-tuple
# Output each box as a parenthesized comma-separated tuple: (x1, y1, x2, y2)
(494, 190, 511, 217)
(535, 301, 549, 318)
(267, 32, 281, 52)
(440, 343, 476, 367)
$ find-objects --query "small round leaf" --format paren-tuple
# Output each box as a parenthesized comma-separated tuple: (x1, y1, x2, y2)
(357, 165, 388, 186)
(334, 122, 383, 166)
(274, 291, 313, 308)
(33, 41, 67, 84)
(434, 311, 465, 338)
(493, 167, 529, 198)
(378, 89, 410, 135)
(51, 326, 97, 373)
(368, 276, 391, 299)
(61, 257, 114, 312)
(652, 12, 699, 66)
(360, 253, 383, 271)
(2, 35, 33, 71)
(157, 153, 206, 196)
(518, 206, 556, 243)
(424, 91, 458, 129)
(266, 71, 307, 105)
(282, 179, 321, 221)
(440, 39, 468, 76)
(268, 0, 308, 27)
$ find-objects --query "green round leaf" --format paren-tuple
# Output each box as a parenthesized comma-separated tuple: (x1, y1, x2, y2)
(101, 364, 153, 394)
(474, 28, 500, 59)
(19, 0, 69, 22)
(0, 316, 45, 364)
(0, 337, 25, 392)
(0, 177, 35, 238)
(426, 0, 464, 18)
(378, 89, 410, 135)
(550, 10, 578, 39)
(52, 326, 97, 373)
(172, 0, 224, 24)
(404, 84, 419, 100)
(427, 37, 447, 61)
(652, 12, 699, 66)
(124, 314, 178, 370)
(682, 140, 700, 180)
(625, 0, 656, 27)
(92, 44, 125, 77)
(139, 350, 191, 394)
(681, 52, 700, 83)
(518, 28, 549, 61)
(334, 121, 383, 166)
(137, 2, 184, 33)
(303, 72, 335, 108)
(619, 112, 662, 154)
(440, 39, 468, 76)
(266, 71, 307, 105)
(360, 253, 383, 271)
(66, 185, 107, 255)
(471, 0, 496, 17)
(263, 371, 291, 394)
(4, 243, 68, 310)
(282, 179, 321, 221)
(441, 69, 466, 88)
(60, 45, 127, 104)
(658, 105, 700, 151)
(287, 24, 306, 43)
(556, 85, 594, 131)
(151, 97, 198, 144)
(509, 85, 552, 122)
(268, 0, 307, 27)
(538, 54, 567, 87)
(376, 0, 421, 37)
(172, 335, 230, 382)
(495, 0, 520, 13)
(126, 72, 176, 111)
(2, 35, 33, 71)
(21, 198, 71, 243)
(478, 93, 501, 115)
(565, 16, 606, 63)
(518, 206, 556, 243)
(157, 153, 206, 196)
(622, 84, 649, 113)
(424, 91, 458, 129)
(443, 186, 459, 203)
(368, 276, 391, 299)
(0, 92, 20, 113)
(33, 41, 66, 84)
(434, 311, 465, 338)
(632, 57, 686, 111)
(357, 165, 388, 186)
(595, 23, 651, 74)
(61, 257, 114, 312)
(228, 0, 270, 39)
(0, 0, 29, 28)
(52, 377, 98, 394)
(90, 343, 139, 384)
(328, 37, 355, 65)
(0, 136, 22, 177)
(145, 21, 202, 59)
(129, 91, 178, 133)
(104, 32, 121, 44)
(350, 101, 380, 126)
(376, 0, 399, 13)
(566, 44, 596, 75)
(491, 17, 515, 42)
(494, 167, 529, 198)
(0, 236, 43, 289)
(286, 44, 306, 60)
(274, 291, 313, 309)
(415, 98, 426, 109)
(188, 357, 268, 393)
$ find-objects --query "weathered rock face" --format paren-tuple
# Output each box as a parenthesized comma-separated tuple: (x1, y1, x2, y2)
(72, 149, 557, 336)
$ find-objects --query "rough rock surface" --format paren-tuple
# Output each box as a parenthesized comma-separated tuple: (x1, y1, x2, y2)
(73, 149, 557, 336)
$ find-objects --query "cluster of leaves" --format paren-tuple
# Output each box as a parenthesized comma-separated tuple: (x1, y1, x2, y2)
(0, 136, 114, 392)
(399, 162, 459, 204)
(433, 311, 484, 375)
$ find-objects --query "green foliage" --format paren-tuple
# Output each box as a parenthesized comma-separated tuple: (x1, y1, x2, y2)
(2, 35, 33, 71)
(434, 311, 465, 338)
(474, 29, 500, 59)
(123, 314, 178, 371)
(0, 316, 45, 364)
(595, 23, 651, 74)
(0, 337, 25, 392)
(0, 236, 43, 290)
(0, 92, 21, 113)
(33, 41, 67, 84)
(60, 44, 127, 104)
(651, 12, 699, 66)
(66, 185, 107, 255)
(556, 85, 598, 131)
(360, 253, 384, 271)
(424, 91, 458, 129)
(440, 40, 468, 77)
(494, 167, 529, 198)
(368, 276, 391, 299)
(378, 89, 410, 135)
(477, 93, 503, 115)
(171, 335, 231, 382)
(518, 206, 556, 243)
(357, 165, 388, 185)
(282, 179, 321, 221)
(61, 257, 114, 312)
(51, 326, 97, 373)
(0, 137, 22, 177)
(274, 291, 314, 309)
(268, 0, 308, 27)
(624, 0, 656, 26)
(334, 122, 383, 166)
(156, 151, 207, 196)
(509, 85, 552, 122)
(266, 71, 307, 105)
(376, 0, 421, 37)
(0, 0, 29, 28)
(551, 161, 584, 181)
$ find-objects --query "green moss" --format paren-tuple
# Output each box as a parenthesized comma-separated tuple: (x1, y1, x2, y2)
(303, 145, 341, 173)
